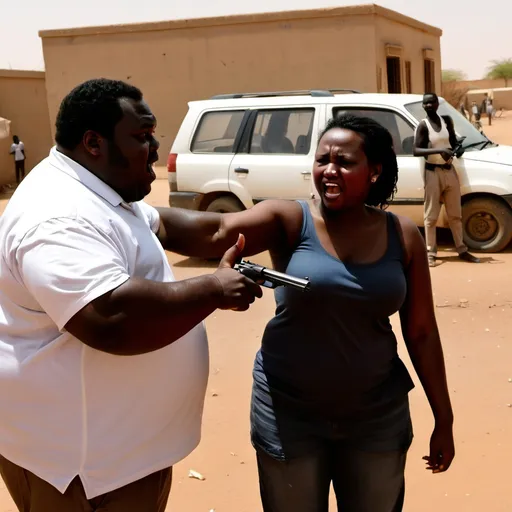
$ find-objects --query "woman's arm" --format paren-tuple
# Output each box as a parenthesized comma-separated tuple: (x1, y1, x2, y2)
(397, 215, 455, 473)
(155, 200, 302, 259)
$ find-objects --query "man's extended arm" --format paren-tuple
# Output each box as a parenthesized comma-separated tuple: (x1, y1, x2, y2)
(65, 247, 261, 356)
(17, 219, 262, 357)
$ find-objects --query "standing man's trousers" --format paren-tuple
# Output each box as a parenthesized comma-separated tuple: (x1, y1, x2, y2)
(424, 166, 467, 257)
(0, 454, 172, 512)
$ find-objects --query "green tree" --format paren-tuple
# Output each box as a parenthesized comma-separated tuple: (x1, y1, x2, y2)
(442, 69, 467, 82)
(486, 59, 512, 86)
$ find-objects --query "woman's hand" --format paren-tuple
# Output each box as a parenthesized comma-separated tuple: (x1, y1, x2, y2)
(423, 424, 455, 474)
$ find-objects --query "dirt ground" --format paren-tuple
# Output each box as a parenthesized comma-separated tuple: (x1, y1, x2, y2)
(1, 114, 512, 511)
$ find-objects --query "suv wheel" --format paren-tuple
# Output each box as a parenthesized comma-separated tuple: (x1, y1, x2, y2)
(206, 196, 244, 213)
(462, 197, 512, 252)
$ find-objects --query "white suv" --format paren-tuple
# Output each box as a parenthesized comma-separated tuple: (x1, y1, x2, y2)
(168, 89, 512, 252)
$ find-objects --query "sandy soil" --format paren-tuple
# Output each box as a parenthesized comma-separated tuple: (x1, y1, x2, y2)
(1, 114, 512, 511)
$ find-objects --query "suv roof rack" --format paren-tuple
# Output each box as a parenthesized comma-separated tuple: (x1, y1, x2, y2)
(210, 89, 361, 99)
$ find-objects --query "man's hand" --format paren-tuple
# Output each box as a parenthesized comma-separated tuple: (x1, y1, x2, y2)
(440, 149, 454, 162)
(212, 234, 263, 311)
(423, 424, 455, 474)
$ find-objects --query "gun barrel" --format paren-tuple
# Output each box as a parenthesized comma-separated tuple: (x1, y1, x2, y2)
(235, 261, 310, 291)
(261, 268, 310, 290)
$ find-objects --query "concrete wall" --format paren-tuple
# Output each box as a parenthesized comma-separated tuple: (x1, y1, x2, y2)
(375, 17, 442, 94)
(457, 78, 509, 90)
(41, 17, 377, 168)
(0, 70, 53, 186)
(40, 6, 441, 169)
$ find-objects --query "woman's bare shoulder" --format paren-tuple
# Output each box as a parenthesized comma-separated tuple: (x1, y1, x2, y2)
(392, 212, 420, 235)
(389, 212, 425, 265)
(261, 199, 304, 250)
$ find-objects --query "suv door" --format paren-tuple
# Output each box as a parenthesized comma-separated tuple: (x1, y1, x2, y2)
(178, 109, 247, 196)
(331, 106, 424, 224)
(228, 107, 320, 207)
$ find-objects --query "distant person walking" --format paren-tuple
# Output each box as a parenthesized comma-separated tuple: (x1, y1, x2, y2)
(9, 135, 25, 184)
(413, 93, 480, 267)
(471, 102, 482, 131)
(471, 101, 480, 122)
(482, 93, 493, 126)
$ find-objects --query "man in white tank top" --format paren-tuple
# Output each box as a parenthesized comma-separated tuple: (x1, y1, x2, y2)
(413, 93, 479, 267)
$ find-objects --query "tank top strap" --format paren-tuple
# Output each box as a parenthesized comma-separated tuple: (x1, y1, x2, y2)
(423, 116, 448, 137)
(385, 211, 405, 264)
(438, 115, 448, 133)
(296, 200, 316, 243)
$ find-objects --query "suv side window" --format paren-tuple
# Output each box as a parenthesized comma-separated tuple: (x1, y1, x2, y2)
(332, 107, 415, 156)
(191, 110, 246, 153)
(250, 109, 315, 155)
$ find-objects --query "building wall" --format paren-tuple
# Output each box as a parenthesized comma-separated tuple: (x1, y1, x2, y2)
(0, 70, 53, 186)
(457, 78, 509, 90)
(375, 17, 442, 94)
(40, 6, 441, 171)
(42, 15, 378, 168)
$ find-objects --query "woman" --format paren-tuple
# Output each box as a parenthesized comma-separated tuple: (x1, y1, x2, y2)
(168, 114, 454, 511)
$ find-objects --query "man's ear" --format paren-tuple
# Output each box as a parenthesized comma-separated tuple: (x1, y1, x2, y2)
(83, 130, 103, 157)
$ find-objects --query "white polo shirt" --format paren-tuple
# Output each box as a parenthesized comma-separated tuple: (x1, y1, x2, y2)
(0, 148, 209, 499)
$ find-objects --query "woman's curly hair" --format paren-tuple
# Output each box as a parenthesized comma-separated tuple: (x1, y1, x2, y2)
(319, 113, 399, 209)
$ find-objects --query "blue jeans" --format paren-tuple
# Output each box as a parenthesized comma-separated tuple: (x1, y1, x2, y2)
(251, 369, 412, 512)
(256, 443, 406, 512)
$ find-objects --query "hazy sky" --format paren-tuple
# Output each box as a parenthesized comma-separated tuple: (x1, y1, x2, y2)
(0, 0, 510, 79)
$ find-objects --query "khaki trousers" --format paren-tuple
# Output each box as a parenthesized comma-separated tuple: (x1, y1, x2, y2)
(424, 167, 467, 256)
(0, 454, 172, 512)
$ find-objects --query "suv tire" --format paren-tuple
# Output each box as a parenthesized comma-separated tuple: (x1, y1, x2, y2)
(206, 196, 244, 214)
(462, 197, 512, 252)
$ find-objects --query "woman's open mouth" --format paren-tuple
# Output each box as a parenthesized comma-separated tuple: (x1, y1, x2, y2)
(323, 182, 341, 200)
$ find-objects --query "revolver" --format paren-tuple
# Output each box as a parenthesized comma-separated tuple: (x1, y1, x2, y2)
(452, 136, 467, 159)
(235, 260, 311, 292)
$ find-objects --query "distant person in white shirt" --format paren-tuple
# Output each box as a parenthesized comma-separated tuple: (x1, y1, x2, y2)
(9, 134, 25, 184)
(0, 78, 262, 512)
(482, 93, 493, 126)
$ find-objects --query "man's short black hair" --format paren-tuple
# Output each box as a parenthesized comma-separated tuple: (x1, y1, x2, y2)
(55, 78, 143, 150)
(423, 92, 439, 101)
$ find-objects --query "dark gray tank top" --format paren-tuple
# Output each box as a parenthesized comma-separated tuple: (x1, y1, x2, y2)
(254, 201, 414, 420)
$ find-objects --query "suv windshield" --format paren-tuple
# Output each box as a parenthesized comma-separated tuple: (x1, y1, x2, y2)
(404, 99, 495, 151)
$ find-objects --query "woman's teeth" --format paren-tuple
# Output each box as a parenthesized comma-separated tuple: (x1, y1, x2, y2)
(324, 183, 341, 198)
